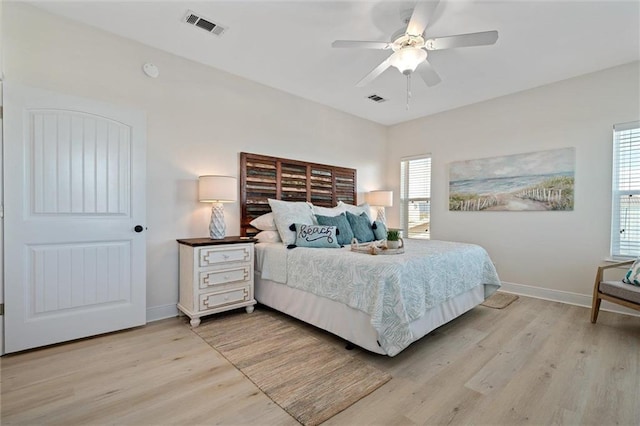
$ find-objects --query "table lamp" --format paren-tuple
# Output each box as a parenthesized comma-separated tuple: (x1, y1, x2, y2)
(198, 175, 237, 239)
(365, 190, 393, 224)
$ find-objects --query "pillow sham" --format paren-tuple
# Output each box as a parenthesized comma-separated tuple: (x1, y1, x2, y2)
(268, 199, 315, 245)
(372, 221, 388, 241)
(309, 203, 346, 218)
(293, 224, 340, 248)
(623, 257, 640, 286)
(315, 212, 354, 246)
(255, 230, 281, 243)
(337, 201, 373, 223)
(346, 211, 375, 243)
(249, 212, 277, 231)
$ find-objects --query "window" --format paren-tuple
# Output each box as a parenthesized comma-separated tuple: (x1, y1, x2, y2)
(400, 155, 431, 239)
(611, 121, 640, 258)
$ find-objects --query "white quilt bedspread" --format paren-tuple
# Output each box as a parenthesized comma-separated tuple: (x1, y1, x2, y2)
(264, 239, 500, 356)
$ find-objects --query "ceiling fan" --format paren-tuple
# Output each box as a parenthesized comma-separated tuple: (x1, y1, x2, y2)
(331, 0, 498, 89)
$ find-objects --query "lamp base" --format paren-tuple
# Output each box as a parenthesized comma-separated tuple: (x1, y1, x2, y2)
(209, 203, 226, 239)
(375, 207, 386, 224)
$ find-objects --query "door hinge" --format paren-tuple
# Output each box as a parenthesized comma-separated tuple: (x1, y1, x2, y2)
(0, 106, 3, 119)
(0, 304, 4, 316)
(0, 204, 3, 218)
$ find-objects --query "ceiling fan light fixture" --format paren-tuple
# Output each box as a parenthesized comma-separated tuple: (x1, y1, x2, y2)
(391, 47, 427, 74)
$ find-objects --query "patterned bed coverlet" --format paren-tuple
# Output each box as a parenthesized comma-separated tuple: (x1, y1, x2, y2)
(279, 239, 501, 356)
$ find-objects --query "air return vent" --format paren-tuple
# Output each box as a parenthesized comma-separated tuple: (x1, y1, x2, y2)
(367, 94, 387, 103)
(184, 10, 227, 36)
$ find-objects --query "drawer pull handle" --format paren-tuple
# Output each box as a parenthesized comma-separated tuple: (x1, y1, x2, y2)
(224, 275, 230, 280)
(223, 254, 229, 260)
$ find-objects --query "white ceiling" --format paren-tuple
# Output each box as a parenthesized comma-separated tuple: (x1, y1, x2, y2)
(30, 0, 640, 126)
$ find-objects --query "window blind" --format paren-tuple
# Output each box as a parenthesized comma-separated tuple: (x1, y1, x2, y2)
(400, 156, 431, 239)
(611, 121, 640, 257)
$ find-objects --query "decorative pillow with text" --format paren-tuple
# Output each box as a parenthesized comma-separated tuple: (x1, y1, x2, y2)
(293, 224, 340, 248)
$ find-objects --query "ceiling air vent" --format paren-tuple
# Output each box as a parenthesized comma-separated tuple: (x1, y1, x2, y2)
(184, 10, 227, 36)
(367, 94, 387, 103)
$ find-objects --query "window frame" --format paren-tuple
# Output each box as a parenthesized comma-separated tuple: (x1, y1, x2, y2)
(400, 154, 432, 240)
(611, 121, 640, 259)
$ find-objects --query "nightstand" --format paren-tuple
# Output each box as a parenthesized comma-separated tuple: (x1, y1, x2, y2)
(177, 237, 257, 327)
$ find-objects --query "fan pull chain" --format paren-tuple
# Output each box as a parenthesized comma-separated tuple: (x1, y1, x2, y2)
(406, 73, 412, 110)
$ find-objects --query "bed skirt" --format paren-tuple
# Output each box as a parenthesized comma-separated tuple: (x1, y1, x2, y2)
(254, 272, 488, 356)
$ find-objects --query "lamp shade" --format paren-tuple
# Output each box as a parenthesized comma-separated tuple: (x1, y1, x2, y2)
(365, 190, 393, 207)
(198, 175, 237, 203)
(391, 47, 427, 74)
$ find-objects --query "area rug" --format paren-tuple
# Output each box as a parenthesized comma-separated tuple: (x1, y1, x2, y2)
(192, 309, 391, 426)
(481, 292, 519, 309)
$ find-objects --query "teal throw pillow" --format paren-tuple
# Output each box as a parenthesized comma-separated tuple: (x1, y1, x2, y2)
(623, 258, 640, 286)
(372, 221, 388, 241)
(346, 211, 375, 243)
(293, 224, 340, 248)
(315, 213, 354, 246)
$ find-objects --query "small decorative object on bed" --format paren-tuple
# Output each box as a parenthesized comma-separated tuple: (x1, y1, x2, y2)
(350, 238, 404, 256)
(386, 228, 402, 249)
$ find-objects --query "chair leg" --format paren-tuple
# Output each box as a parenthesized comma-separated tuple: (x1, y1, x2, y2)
(591, 295, 602, 323)
(591, 267, 604, 324)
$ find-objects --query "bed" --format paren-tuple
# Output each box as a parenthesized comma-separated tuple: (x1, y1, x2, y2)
(240, 152, 501, 356)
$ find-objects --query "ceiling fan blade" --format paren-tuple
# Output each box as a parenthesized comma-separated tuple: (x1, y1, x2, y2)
(406, 0, 440, 36)
(425, 30, 498, 50)
(332, 40, 392, 50)
(416, 59, 442, 87)
(355, 53, 397, 87)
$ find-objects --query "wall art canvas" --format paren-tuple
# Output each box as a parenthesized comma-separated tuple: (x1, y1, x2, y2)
(449, 147, 575, 211)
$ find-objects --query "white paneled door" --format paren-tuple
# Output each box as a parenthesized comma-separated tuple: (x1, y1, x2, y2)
(4, 83, 146, 353)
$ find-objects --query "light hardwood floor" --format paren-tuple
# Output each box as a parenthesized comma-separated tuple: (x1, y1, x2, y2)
(2, 295, 639, 425)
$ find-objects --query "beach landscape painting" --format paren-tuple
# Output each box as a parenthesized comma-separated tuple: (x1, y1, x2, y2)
(449, 148, 575, 211)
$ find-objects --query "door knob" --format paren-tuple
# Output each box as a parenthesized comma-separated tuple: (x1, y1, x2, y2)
(134, 225, 144, 233)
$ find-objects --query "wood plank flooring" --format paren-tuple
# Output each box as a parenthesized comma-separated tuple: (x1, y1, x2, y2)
(2, 295, 639, 425)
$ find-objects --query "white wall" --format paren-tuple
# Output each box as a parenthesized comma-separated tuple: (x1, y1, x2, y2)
(387, 61, 640, 299)
(3, 3, 387, 319)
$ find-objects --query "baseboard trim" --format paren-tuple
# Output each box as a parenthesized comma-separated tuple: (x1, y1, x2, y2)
(500, 281, 640, 317)
(146, 304, 179, 323)
(144, 282, 639, 323)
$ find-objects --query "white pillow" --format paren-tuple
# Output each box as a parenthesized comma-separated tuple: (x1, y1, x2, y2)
(337, 201, 373, 223)
(249, 212, 277, 231)
(255, 230, 281, 243)
(308, 203, 346, 218)
(268, 199, 315, 245)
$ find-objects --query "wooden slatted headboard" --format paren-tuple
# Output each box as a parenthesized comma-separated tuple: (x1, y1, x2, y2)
(240, 152, 357, 236)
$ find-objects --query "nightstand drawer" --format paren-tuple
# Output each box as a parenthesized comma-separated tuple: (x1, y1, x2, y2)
(199, 246, 251, 267)
(199, 266, 251, 289)
(199, 287, 250, 311)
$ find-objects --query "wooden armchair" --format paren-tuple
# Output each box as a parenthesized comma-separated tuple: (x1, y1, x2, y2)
(591, 260, 640, 323)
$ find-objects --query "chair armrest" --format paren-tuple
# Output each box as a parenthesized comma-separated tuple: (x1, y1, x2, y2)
(595, 260, 635, 288)
(598, 260, 634, 272)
